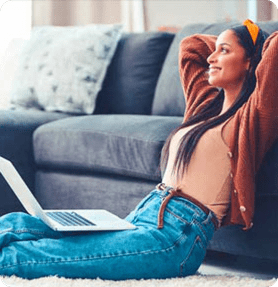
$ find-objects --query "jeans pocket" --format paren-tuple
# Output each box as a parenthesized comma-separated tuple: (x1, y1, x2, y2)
(180, 235, 206, 277)
(125, 192, 156, 223)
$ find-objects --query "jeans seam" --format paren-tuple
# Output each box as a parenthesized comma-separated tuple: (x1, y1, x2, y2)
(0, 232, 188, 270)
(165, 207, 190, 225)
(192, 219, 208, 245)
(179, 235, 201, 276)
(197, 236, 206, 251)
(0, 228, 13, 235)
(0, 228, 46, 236)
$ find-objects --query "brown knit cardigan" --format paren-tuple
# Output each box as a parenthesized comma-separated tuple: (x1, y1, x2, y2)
(178, 31, 278, 230)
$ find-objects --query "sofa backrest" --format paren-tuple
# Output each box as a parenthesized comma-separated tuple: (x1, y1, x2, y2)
(152, 21, 278, 117)
(94, 32, 174, 115)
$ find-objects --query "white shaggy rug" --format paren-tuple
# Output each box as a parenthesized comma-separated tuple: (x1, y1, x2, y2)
(1, 275, 277, 287)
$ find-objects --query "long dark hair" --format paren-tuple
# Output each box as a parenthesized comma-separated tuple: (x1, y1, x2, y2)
(160, 24, 269, 179)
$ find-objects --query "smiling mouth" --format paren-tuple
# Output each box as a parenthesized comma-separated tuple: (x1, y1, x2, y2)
(208, 67, 221, 75)
(209, 66, 221, 71)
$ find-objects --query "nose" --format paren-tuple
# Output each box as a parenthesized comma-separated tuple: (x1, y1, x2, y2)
(207, 51, 216, 64)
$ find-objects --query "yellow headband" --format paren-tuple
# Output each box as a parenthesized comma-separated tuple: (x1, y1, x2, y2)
(243, 19, 260, 45)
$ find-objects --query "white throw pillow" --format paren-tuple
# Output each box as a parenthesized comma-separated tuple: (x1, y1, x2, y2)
(10, 24, 123, 114)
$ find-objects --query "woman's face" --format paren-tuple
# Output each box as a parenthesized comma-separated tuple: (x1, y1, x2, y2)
(207, 29, 250, 91)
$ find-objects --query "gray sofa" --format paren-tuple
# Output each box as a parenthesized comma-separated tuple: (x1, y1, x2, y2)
(1, 21, 278, 263)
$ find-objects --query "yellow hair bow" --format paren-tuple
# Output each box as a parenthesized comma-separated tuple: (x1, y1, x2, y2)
(243, 19, 260, 45)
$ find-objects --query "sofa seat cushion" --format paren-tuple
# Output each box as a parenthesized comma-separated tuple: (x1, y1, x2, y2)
(33, 115, 182, 181)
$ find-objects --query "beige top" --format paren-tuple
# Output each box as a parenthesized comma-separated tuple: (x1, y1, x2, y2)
(162, 119, 233, 224)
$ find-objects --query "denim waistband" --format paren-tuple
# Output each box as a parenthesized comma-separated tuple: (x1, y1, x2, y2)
(154, 183, 219, 231)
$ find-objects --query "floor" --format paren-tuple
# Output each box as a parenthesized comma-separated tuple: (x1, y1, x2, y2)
(199, 250, 278, 280)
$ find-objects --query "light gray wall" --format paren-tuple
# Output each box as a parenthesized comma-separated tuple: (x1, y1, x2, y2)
(32, 0, 276, 30)
(257, 0, 272, 21)
(32, 0, 121, 27)
(272, 2, 278, 20)
(145, 0, 276, 30)
(145, 0, 247, 31)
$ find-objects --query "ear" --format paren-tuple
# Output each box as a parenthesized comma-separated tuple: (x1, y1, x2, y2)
(245, 58, 251, 71)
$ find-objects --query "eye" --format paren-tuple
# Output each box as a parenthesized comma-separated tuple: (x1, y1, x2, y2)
(221, 47, 229, 54)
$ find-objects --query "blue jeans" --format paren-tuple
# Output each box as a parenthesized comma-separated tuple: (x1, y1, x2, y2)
(0, 186, 216, 280)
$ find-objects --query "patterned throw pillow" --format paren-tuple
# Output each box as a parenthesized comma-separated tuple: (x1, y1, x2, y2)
(10, 24, 123, 114)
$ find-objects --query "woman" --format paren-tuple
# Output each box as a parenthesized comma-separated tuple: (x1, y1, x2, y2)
(0, 20, 277, 280)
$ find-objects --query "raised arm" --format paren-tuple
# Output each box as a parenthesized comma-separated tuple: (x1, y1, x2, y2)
(249, 31, 278, 170)
(179, 34, 219, 122)
(255, 31, 278, 113)
(237, 31, 278, 173)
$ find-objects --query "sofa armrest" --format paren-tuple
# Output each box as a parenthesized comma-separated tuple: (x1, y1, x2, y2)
(0, 109, 70, 215)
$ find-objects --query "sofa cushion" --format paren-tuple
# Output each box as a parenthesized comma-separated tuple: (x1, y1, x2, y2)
(94, 32, 174, 115)
(10, 24, 123, 115)
(152, 21, 278, 117)
(33, 115, 182, 181)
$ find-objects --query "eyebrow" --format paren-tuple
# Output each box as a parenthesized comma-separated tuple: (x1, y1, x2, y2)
(215, 42, 232, 50)
(219, 43, 231, 47)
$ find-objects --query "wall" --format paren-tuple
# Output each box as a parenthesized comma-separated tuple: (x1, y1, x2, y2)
(32, 0, 278, 30)
(272, 1, 278, 20)
(32, 0, 121, 27)
(32, 0, 247, 29)
(145, 0, 278, 31)
(257, 0, 272, 21)
(0, 1, 32, 109)
(145, 0, 248, 31)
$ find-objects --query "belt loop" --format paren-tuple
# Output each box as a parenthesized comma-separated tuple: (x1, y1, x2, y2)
(158, 189, 174, 229)
(157, 185, 181, 229)
(156, 183, 166, 191)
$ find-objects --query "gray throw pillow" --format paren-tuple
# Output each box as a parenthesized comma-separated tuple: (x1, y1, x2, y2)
(10, 24, 123, 114)
(94, 32, 174, 115)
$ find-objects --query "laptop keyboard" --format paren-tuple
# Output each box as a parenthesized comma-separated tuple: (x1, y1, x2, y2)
(46, 211, 96, 226)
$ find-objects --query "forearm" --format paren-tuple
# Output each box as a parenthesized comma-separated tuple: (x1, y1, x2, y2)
(179, 34, 218, 121)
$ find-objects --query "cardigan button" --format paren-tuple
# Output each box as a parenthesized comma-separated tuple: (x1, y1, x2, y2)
(227, 151, 233, 158)
(234, 189, 237, 195)
(230, 173, 233, 178)
(240, 206, 246, 212)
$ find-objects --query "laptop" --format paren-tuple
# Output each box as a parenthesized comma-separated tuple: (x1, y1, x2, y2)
(0, 156, 136, 232)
